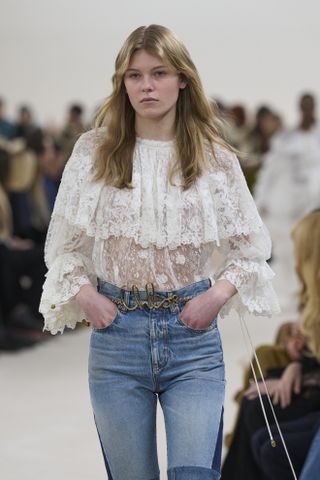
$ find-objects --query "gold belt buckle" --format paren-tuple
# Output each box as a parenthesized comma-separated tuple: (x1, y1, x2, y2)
(113, 283, 181, 311)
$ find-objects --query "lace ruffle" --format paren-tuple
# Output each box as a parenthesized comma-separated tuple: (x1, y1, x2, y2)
(51, 129, 265, 249)
(39, 252, 97, 334)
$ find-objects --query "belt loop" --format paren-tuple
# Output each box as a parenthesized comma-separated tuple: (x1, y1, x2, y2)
(124, 288, 130, 305)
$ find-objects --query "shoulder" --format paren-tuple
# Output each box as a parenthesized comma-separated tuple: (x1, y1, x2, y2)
(204, 141, 241, 178)
(205, 142, 237, 165)
(72, 127, 106, 155)
(64, 127, 106, 174)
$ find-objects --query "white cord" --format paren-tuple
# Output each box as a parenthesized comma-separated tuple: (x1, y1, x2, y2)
(239, 313, 297, 480)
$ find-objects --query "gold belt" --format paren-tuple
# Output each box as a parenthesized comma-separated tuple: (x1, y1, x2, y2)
(109, 282, 194, 311)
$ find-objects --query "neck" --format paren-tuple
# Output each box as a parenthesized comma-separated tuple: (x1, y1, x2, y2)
(299, 117, 315, 131)
(135, 110, 176, 141)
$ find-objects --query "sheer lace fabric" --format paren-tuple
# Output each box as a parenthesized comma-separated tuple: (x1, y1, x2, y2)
(39, 129, 279, 334)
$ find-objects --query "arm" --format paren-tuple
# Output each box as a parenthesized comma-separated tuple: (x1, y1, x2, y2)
(181, 147, 280, 327)
(39, 214, 98, 334)
(213, 229, 279, 317)
(39, 131, 104, 334)
(209, 147, 280, 318)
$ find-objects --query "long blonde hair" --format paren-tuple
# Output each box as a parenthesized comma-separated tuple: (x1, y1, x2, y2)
(292, 209, 320, 360)
(94, 24, 234, 190)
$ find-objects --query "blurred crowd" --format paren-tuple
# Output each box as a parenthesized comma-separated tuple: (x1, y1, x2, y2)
(0, 99, 88, 350)
(1, 93, 320, 477)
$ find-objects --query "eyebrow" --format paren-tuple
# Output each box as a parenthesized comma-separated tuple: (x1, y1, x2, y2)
(126, 65, 167, 72)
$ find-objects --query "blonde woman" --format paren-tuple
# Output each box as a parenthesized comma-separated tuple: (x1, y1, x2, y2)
(39, 25, 279, 480)
(223, 209, 320, 480)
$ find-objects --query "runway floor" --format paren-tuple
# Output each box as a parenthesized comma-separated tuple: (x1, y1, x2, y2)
(1, 310, 284, 480)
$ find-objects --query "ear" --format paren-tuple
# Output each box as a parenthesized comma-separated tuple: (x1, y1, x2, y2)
(178, 74, 187, 90)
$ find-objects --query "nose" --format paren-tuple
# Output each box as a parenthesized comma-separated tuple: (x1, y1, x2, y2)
(141, 75, 154, 93)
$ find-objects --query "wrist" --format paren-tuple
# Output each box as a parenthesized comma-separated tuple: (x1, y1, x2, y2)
(75, 284, 96, 303)
(208, 279, 237, 306)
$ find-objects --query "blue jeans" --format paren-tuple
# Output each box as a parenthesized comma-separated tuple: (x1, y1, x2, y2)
(88, 278, 225, 480)
(300, 424, 320, 479)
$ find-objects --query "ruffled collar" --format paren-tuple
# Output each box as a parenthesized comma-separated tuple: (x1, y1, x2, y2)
(52, 129, 265, 249)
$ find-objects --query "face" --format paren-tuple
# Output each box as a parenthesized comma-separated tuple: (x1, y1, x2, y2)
(300, 96, 315, 119)
(286, 323, 305, 361)
(123, 49, 186, 120)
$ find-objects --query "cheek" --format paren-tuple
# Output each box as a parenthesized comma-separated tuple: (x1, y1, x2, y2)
(162, 82, 181, 102)
(125, 86, 138, 106)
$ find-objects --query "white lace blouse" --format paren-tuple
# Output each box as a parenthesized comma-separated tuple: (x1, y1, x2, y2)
(39, 129, 279, 334)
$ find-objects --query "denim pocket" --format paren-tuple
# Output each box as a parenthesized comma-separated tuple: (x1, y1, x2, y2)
(176, 303, 217, 334)
(92, 308, 121, 332)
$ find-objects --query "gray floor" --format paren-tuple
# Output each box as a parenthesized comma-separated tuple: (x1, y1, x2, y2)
(0, 310, 286, 480)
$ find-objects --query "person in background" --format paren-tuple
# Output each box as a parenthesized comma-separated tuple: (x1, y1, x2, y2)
(0, 147, 47, 349)
(58, 103, 86, 161)
(244, 105, 282, 191)
(224, 321, 304, 448)
(38, 136, 64, 212)
(0, 98, 16, 140)
(249, 209, 320, 479)
(14, 105, 37, 140)
(222, 209, 320, 480)
(226, 104, 249, 153)
(254, 93, 320, 316)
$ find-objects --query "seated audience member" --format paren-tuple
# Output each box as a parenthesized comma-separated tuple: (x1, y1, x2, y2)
(0, 147, 47, 347)
(224, 321, 304, 448)
(14, 105, 37, 140)
(37, 136, 64, 212)
(221, 209, 320, 479)
(0, 97, 16, 140)
(0, 133, 50, 243)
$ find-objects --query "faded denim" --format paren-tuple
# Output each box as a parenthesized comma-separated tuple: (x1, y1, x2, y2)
(88, 278, 225, 480)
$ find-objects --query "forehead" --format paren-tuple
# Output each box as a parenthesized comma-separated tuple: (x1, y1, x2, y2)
(127, 49, 168, 69)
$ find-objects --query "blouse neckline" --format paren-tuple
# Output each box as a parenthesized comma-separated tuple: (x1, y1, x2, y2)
(135, 136, 175, 148)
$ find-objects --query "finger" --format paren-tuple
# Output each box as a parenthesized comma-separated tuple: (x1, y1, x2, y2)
(244, 385, 255, 396)
(272, 390, 279, 405)
(244, 390, 256, 399)
(247, 393, 258, 400)
(282, 387, 291, 408)
(294, 376, 301, 394)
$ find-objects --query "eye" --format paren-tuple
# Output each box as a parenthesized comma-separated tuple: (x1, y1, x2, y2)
(127, 72, 140, 79)
(154, 70, 167, 77)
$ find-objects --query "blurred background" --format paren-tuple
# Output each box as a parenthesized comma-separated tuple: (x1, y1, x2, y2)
(1, 1, 320, 479)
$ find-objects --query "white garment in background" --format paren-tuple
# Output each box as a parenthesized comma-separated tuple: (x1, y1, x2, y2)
(40, 128, 279, 334)
(254, 125, 320, 316)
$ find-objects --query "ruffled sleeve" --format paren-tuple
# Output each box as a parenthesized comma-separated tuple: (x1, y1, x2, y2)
(39, 131, 100, 334)
(209, 146, 280, 317)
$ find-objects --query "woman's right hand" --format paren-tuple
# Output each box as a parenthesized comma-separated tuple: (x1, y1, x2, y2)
(75, 284, 118, 329)
(244, 362, 302, 408)
(271, 362, 302, 408)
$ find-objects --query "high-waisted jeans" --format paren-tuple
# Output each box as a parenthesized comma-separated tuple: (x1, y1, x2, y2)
(88, 278, 225, 480)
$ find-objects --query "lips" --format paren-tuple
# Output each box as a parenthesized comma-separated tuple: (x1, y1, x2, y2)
(141, 98, 158, 103)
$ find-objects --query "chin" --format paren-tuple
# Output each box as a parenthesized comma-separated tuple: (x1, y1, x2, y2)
(138, 111, 166, 120)
(137, 107, 172, 121)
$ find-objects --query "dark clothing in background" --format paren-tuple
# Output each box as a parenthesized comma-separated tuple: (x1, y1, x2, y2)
(252, 411, 320, 480)
(0, 242, 46, 320)
(221, 356, 320, 480)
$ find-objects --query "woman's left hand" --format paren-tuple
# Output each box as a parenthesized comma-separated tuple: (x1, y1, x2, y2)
(179, 279, 236, 329)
